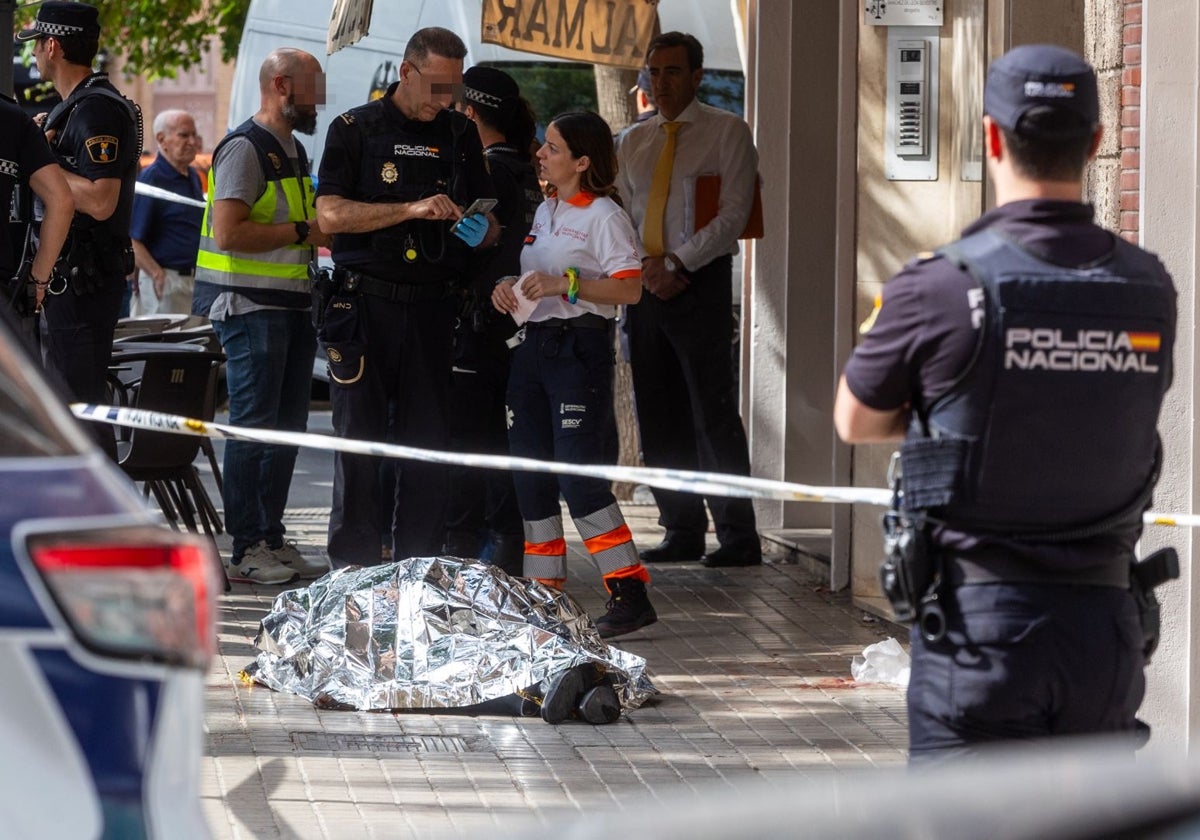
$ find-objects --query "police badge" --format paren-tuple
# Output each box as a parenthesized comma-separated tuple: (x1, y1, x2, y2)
(381, 161, 398, 184)
(267, 151, 283, 172)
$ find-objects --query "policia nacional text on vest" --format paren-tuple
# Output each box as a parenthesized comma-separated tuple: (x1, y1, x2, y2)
(880, 228, 1178, 649)
(193, 120, 315, 313)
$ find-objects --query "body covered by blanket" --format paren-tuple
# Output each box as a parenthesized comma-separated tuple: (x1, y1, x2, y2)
(242, 557, 657, 712)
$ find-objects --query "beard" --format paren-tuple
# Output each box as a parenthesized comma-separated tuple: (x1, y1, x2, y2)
(283, 97, 318, 135)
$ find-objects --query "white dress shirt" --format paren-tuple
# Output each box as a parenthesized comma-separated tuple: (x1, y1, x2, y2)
(615, 98, 758, 272)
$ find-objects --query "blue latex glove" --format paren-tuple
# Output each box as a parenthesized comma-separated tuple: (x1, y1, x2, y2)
(452, 213, 488, 247)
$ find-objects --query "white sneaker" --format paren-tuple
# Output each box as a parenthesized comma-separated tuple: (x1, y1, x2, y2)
(270, 540, 329, 579)
(225, 541, 298, 585)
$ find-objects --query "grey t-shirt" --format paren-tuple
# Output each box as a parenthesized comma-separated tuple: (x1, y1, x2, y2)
(206, 120, 304, 320)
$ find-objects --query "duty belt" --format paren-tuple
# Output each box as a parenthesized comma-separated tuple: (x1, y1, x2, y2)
(943, 552, 1130, 589)
(526, 313, 610, 330)
(346, 271, 451, 303)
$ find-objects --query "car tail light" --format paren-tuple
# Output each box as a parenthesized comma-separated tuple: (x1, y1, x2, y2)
(26, 527, 218, 669)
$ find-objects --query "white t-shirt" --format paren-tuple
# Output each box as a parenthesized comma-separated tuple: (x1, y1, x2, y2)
(519, 192, 643, 322)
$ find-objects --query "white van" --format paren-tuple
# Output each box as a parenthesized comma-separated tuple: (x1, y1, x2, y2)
(229, 0, 745, 169)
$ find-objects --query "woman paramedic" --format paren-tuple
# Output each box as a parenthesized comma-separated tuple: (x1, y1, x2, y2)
(491, 110, 657, 640)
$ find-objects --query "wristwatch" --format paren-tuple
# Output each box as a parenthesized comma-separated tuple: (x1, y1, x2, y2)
(293, 220, 311, 245)
(663, 254, 681, 273)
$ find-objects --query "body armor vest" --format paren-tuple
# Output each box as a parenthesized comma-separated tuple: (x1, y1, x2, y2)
(331, 102, 473, 282)
(901, 228, 1175, 542)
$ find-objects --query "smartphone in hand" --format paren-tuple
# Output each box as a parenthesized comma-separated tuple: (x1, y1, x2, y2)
(450, 197, 498, 234)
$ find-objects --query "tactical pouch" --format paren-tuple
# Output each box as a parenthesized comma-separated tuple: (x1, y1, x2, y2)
(1130, 547, 1180, 662)
(309, 261, 335, 332)
(899, 436, 968, 511)
(319, 288, 367, 387)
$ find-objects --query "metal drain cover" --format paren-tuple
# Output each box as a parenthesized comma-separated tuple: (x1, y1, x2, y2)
(289, 731, 482, 754)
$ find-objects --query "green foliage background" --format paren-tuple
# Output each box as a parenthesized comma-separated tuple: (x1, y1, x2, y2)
(14, 0, 252, 78)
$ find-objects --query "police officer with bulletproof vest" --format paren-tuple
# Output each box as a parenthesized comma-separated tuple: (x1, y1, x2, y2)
(443, 66, 543, 575)
(834, 45, 1178, 762)
(1, 94, 73, 340)
(20, 1, 140, 458)
(315, 27, 499, 568)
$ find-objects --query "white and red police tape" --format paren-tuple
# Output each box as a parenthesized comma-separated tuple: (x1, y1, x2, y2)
(70, 403, 1200, 529)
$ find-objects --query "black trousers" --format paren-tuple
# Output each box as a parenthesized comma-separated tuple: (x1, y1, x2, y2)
(444, 315, 522, 549)
(626, 254, 757, 548)
(42, 275, 125, 459)
(327, 294, 454, 567)
(907, 582, 1146, 763)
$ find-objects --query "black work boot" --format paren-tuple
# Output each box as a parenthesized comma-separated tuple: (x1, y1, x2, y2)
(594, 578, 658, 639)
(576, 679, 622, 724)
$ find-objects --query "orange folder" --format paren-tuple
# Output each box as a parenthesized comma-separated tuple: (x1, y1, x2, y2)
(694, 173, 764, 239)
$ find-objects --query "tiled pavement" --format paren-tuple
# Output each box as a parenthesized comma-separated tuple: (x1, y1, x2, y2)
(202, 502, 909, 839)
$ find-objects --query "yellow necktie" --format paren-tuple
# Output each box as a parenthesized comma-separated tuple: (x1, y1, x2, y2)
(642, 121, 680, 257)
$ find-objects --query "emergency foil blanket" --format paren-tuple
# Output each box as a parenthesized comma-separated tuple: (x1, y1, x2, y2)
(243, 557, 657, 711)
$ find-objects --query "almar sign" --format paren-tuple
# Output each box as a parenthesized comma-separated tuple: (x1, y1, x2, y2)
(481, 0, 659, 69)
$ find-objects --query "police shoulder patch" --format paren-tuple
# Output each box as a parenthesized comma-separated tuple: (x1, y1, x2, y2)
(85, 135, 119, 164)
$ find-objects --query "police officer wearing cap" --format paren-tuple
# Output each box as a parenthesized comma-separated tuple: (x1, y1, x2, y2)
(835, 45, 1177, 761)
(316, 27, 499, 568)
(443, 66, 543, 574)
(20, 0, 140, 458)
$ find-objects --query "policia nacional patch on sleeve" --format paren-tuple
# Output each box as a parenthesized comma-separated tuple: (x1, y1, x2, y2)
(85, 135, 119, 163)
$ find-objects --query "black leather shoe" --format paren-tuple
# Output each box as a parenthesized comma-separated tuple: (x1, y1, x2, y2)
(576, 682, 622, 725)
(540, 665, 589, 724)
(639, 537, 704, 564)
(699, 543, 762, 568)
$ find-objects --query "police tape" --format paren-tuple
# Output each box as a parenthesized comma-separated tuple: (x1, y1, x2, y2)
(134, 182, 207, 209)
(70, 403, 891, 506)
(69, 403, 1200, 528)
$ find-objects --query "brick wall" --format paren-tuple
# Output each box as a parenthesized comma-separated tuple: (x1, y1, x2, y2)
(1119, 1, 1142, 242)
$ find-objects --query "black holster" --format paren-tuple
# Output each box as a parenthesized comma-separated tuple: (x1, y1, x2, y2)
(309, 260, 336, 332)
(880, 510, 946, 642)
(1130, 547, 1179, 663)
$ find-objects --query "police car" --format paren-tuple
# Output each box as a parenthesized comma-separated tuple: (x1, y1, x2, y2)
(0, 313, 215, 838)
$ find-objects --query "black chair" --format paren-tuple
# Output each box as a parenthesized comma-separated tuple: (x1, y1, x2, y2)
(109, 348, 228, 588)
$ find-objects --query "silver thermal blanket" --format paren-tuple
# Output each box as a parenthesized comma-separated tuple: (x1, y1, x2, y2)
(242, 557, 656, 711)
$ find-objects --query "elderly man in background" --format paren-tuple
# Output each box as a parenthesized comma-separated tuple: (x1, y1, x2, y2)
(130, 109, 204, 315)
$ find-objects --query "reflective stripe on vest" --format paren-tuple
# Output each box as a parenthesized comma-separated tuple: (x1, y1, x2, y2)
(194, 139, 313, 296)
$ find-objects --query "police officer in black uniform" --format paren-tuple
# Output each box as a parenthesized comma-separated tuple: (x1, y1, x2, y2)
(443, 66, 543, 575)
(1, 93, 73, 338)
(835, 45, 1177, 762)
(316, 27, 499, 568)
(20, 1, 140, 458)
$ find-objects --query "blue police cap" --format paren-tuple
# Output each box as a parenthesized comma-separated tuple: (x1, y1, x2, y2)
(984, 44, 1098, 135)
(17, 1, 101, 41)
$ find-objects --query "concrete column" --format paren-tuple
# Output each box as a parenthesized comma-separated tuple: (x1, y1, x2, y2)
(1138, 0, 1199, 753)
(744, 3, 846, 543)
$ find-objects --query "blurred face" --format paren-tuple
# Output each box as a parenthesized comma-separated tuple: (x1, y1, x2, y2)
(647, 44, 703, 121)
(158, 115, 199, 171)
(537, 122, 587, 198)
(398, 54, 463, 121)
(281, 60, 327, 135)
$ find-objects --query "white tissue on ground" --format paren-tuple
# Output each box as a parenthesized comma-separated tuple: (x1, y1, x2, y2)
(851, 637, 911, 687)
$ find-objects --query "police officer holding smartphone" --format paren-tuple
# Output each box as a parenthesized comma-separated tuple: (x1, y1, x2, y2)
(316, 27, 498, 568)
(835, 46, 1177, 762)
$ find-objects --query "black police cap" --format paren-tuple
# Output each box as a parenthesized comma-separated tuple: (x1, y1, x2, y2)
(984, 44, 1099, 135)
(462, 66, 519, 113)
(17, 1, 101, 41)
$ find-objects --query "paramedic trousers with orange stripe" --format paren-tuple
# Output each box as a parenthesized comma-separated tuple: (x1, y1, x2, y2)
(506, 319, 647, 585)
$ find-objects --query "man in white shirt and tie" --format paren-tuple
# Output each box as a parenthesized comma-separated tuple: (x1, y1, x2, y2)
(616, 31, 762, 568)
